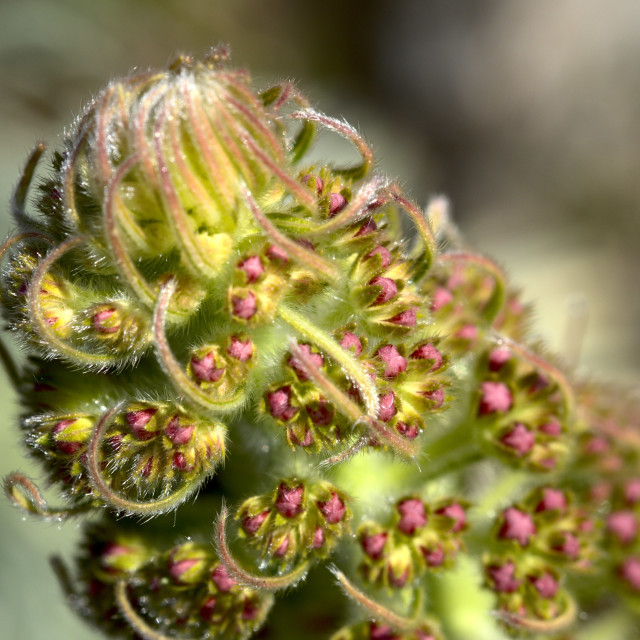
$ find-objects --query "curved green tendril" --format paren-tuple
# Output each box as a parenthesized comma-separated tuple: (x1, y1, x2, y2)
(85, 404, 201, 516)
(289, 109, 373, 181)
(215, 504, 310, 591)
(115, 581, 189, 640)
(27, 235, 113, 367)
(329, 566, 419, 631)
(153, 278, 246, 415)
(4, 473, 88, 519)
(495, 593, 577, 633)
(12, 143, 47, 228)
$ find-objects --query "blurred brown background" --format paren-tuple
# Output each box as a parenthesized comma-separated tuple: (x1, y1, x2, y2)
(0, 1, 639, 638)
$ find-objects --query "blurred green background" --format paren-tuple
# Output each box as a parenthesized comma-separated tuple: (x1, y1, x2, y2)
(1, 1, 639, 638)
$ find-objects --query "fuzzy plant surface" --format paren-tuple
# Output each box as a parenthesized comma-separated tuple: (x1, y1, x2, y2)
(3, 47, 640, 640)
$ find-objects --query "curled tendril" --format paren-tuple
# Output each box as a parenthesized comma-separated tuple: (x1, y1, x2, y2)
(115, 580, 190, 640)
(215, 504, 310, 591)
(85, 404, 202, 516)
(437, 251, 507, 323)
(26, 235, 115, 368)
(289, 109, 373, 181)
(329, 566, 419, 632)
(153, 278, 246, 415)
(4, 473, 87, 519)
(495, 593, 577, 633)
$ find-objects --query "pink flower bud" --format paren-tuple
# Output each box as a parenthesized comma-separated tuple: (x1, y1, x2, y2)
(531, 572, 558, 599)
(620, 556, 640, 591)
(387, 307, 417, 327)
(172, 451, 193, 472)
(420, 544, 444, 567)
(455, 324, 478, 341)
(238, 255, 264, 283)
(421, 387, 445, 409)
(369, 277, 397, 305)
(266, 244, 289, 263)
(231, 291, 257, 319)
(227, 336, 253, 361)
(191, 351, 225, 383)
(488, 561, 521, 593)
(376, 344, 407, 378)
(52, 419, 84, 454)
(410, 343, 443, 371)
(369, 622, 400, 640)
(329, 192, 347, 215)
(361, 531, 388, 560)
(242, 510, 270, 535)
(436, 503, 467, 532)
(92, 306, 120, 334)
(500, 423, 535, 456)
(242, 597, 260, 621)
(536, 488, 567, 513)
(275, 483, 304, 518)
(288, 343, 323, 381)
(125, 408, 158, 440)
(340, 332, 363, 356)
(354, 218, 377, 236)
(396, 421, 419, 439)
(317, 491, 346, 524)
(387, 563, 409, 588)
(499, 508, 536, 546)
(366, 245, 392, 269)
(313, 526, 325, 549)
(302, 174, 323, 194)
(377, 391, 397, 422)
(539, 420, 562, 436)
(306, 399, 334, 426)
(289, 427, 314, 447)
(274, 536, 290, 557)
(430, 287, 453, 312)
(554, 532, 580, 559)
(199, 596, 217, 621)
(267, 386, 297, 421)
(625, 479, 640, 504)
(488, 347, 511, 371)
(211, 565, 236, 592)
(164, 416, 195, 445)
(479, 381, 513, 415)
(397, 498, 427, 535)
(607, 510, 639, 545)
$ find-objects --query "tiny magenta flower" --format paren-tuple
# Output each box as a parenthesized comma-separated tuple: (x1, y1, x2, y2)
(479, 381, 513, 415)
(397, 498, 427, 535)
(361, 531, 388, 560)
(339, 331, 363, 356)
(376, 344, 407, 378)
(366, 245, 392, 269)
(499, 507, 536, 546)
(488, 561, 521, 593)
(211, 565, 236, 592)
(231, 291, 257, 319)
(317, 492, 346, 524)
(329, 192, 348, 215)
(369, 277, 398, 305)
(531, 571, 559, 599)
(164, 416, 195, 445)
(227, 335, 253, 361)
(430, 287, 453, 311)
(274, 482, 305, 518)
(410, 342, 443, 370)
(500, 423, 535, 456)
(377, 391, 397, 422)
(536, 488, 567, 513)
(607, 510, 639, 545)
(437, 502, 467, 532)
(238, 255, 265, 283)
(267, 386, 297, 421)
(242, 510, 270, 535)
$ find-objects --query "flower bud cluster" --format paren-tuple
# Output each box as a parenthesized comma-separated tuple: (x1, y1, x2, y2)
(485, 486, 597, 627)
(77, 525, 272, 639)
(237, 478, 351, 566)
(473, 343, 572, 471)
(358, 497, 467, 589)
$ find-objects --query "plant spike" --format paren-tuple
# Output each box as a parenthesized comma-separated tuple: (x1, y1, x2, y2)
(2, 47, 638, 640)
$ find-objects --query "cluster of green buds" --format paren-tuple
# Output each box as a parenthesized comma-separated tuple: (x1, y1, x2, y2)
(3, 47, 640, 639)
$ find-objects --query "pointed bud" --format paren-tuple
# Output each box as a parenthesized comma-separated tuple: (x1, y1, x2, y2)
(340, 332, 363, 356)
(190, 350, 225, 383)
(369, 277, 397, 305)
(479, 381, 513, 415)
(499, 508, 536, 546)
(125, 406, 159, 440)
(317, 491, 346, 524)
(376, 345, 407, 378)
(227, 336, 253, 361)
(377, 391, 397, 422)
(361, 531, 388, 560)
(167, 544, 209, 585)
(164, 416, 195, 445)
(500, 423, 535, 456)
(231, 290, 257, 320)
(366, 245, 392, 269)
(410, 342, 443, 371)
(275, 482, 305, 518)
(607, 510, 639, 545)
(397, 498, 427, 535)
(488, 561, 520, 593)
(238, 255, 264, 283)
